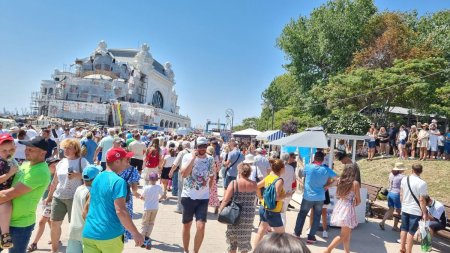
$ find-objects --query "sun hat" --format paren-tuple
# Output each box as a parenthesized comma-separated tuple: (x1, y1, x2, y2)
(392, 162, 406, 171)
(243, 154, 255, 164)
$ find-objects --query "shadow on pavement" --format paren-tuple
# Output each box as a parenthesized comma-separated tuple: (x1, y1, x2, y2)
(133, 212, 143, 219)
(151, 239, 184, 252)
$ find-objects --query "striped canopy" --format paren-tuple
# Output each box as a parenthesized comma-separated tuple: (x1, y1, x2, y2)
(256, 130, 286, 142)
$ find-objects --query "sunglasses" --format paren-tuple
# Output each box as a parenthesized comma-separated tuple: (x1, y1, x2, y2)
(197, 144, 208, 149)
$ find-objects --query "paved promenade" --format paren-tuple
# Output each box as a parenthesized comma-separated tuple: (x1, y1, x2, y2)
(29, 180, 449, 253)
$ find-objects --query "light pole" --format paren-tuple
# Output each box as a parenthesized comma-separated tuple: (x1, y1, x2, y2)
(225, 108, 234, 131)
(269, 104, 274, 130)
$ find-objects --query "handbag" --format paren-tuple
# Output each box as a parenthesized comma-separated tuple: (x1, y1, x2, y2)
(218, 180, 242, 225)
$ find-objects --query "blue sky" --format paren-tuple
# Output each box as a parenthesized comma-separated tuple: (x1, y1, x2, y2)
(0, 0, 448, 127)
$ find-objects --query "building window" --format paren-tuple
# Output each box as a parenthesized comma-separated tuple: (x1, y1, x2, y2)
(152, 91, 164, 109)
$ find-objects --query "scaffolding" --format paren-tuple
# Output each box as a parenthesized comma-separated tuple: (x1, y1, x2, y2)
(30, 91, 40, 115)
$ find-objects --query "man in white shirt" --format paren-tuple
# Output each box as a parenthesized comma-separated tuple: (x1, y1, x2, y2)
(26, 125, 38, 140)
(424, 195, 447, 236)
(399, 163, 428, 253)
(128, 134, 146, 175)
(180, 137, 214, 253)
(94, 128, 116, 171)
(254, 148, 271, 178)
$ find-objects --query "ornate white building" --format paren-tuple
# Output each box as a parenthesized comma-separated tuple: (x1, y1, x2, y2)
(33, 41, 190, 128)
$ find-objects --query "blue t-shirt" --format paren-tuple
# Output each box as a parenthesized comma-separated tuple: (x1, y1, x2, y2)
(82, 171, 127, 240)
(226, 149, 244, 177)
(81, 139, 98, 164)
(302, 164, 337, 201)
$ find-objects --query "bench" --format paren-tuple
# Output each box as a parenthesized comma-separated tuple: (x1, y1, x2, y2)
(361, 183, 382, 220)
(435, 205, 450, 242)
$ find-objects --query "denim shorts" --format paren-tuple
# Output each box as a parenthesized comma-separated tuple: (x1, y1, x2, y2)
(368, 141, 376, 148)
(259, 205, 283, 228)
(400, 212, 421, 235)
(387, 192, 401, 209)
(181, 197, 209, 224)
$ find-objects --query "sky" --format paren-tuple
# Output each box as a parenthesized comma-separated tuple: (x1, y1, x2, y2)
(0, 0, 449, 128)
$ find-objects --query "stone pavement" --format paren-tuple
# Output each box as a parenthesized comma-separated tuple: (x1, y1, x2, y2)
(29, 181, 449, 253)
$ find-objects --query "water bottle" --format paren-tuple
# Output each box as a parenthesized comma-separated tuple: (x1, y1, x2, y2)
(7, 158, 19, 169)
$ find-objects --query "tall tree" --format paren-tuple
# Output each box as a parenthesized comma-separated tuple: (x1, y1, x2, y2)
(277, 0, 377, 91)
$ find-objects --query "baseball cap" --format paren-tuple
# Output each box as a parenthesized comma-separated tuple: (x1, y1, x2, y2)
(106, 148, 134, 163)
(19, 136, 49, 151)
(82, 165, 101, 181)
(289, 152, 297, 157)
(196, 137, 208, 146)
(0, 134, 14, 145)
(148, 172, 158, 181)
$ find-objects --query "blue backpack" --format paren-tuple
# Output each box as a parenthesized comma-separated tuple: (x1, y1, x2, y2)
(263, 178, 282, 210)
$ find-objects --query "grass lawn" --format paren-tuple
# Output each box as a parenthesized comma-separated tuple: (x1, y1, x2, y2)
(333, 157, 450, 205)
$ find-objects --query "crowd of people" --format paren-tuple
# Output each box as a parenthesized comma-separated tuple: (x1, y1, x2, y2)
(0, 121, 447, 253)
(362, 120, 450, 161)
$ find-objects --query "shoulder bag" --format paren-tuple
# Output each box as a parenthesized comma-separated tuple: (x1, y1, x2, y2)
(218, 180, 242, 225)
(224, 153, 241, 177)
(407, 176, 422, 215)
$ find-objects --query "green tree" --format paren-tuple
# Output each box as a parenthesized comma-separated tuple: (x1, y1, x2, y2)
(416, 10, 450, 59)
(277, 0, 377, 91)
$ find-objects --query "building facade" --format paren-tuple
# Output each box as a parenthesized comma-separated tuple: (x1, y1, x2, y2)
(33, 41, 190, 128)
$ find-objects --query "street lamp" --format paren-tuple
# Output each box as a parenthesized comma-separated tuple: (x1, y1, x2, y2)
(225, 108, 234, 131)
(269, 104, 274, 130)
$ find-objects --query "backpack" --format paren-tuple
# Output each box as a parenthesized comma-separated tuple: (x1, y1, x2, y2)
(263, 177, 283, 210)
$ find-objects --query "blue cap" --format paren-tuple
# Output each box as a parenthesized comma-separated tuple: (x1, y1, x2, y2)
(82, 165, 101, 181)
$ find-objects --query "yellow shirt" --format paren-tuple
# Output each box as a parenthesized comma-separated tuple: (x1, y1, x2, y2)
(261, 174, 285, 212)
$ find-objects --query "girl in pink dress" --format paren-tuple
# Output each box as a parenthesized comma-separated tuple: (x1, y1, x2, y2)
(324, 164, 361, 253)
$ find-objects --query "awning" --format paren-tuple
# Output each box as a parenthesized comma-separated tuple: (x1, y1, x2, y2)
(232, 128, 262, 137)
(268, 128, 328, 148)
(256, 130, 286, 142)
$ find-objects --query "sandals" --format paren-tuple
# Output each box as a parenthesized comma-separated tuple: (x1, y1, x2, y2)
(1, 233, 13, 249)
(27, 243, 38, 252)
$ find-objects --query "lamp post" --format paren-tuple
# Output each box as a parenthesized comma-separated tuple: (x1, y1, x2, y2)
(269, 103, 274, 130)
(225, 108, 234, 131)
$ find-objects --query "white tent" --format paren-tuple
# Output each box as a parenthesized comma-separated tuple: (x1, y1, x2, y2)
(256, 130, 286, 142)
(176, 127, 190, 136)
(267, 128, 328, 148)
(232, 128, 262, 137)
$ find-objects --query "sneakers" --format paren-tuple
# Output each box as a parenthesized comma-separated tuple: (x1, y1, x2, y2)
(322, 230, 328, 238)
(307, 235, 317, 244)
(141, 237, 151, 250)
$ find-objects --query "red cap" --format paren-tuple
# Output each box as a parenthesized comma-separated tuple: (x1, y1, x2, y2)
(0, 134, 14, 145)
(106, 148, 134, 163)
